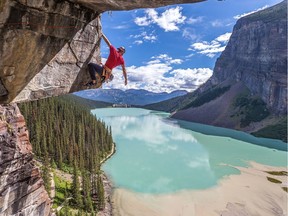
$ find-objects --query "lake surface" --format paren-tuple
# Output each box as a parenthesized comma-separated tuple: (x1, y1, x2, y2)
(91, 108, 287, 194)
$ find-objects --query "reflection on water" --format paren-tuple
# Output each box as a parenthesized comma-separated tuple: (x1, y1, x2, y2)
(107, 114, 198, 154)
(176, 119, 287, 151)
(92, 108, 287, 194)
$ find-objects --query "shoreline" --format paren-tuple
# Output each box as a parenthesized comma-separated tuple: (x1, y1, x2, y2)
(111, 161, 287, 216)
(97, 142, 116, 216)
(100, 142, 116, 164)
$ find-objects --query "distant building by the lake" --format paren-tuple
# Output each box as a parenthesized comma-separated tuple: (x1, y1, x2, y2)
(112, 104, 131, 108)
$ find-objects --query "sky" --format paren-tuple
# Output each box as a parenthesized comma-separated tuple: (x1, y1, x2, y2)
(98, 0, 282, 93)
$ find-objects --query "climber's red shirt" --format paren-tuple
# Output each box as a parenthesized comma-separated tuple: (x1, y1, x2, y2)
(105, 45, 125, 70)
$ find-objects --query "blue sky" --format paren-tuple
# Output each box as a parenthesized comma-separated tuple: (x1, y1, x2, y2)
(99, 0, 282, 93)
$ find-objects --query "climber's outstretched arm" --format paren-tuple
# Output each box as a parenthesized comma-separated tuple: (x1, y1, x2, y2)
(102, 33, 112, 47)
(121, 64, 128, 85)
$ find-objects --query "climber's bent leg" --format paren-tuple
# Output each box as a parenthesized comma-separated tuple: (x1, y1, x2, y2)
(88, 63, 103, 80)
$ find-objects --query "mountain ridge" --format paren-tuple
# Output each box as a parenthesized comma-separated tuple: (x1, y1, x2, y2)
(74, 89, 188, 106)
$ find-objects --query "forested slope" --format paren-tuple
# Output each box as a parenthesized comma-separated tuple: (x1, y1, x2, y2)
(18, 95, 113, 214)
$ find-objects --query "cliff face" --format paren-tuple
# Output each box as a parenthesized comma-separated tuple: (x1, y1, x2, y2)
(0, 103, 51, 216)
(13, 18, 102, 103)
(208, 1, 287, 114)
(74, 0, 204, 11)
(0, 0, 99, 104)
(172, 1, 287, 137)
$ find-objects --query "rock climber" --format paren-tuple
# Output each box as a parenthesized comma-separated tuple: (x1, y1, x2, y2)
(84, 33, 128, 87)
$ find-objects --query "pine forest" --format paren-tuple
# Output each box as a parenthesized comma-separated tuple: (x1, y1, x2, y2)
(18, 95, 113, 215)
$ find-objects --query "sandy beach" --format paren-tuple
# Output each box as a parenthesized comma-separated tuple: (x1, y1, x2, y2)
(112, 162, 287, 216)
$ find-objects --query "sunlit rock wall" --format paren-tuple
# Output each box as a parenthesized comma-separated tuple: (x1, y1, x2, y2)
(13, 18, 102, 103)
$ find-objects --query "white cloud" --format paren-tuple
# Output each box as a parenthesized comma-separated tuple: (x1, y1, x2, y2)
(134, 16, 151, 26)
(170, 68, 213, 88)
(151, 54, 183, 64)
(215, 32, 232, 43)
(198, 46, 226, 58)
(170, 59, 183, 64)
(182, 28, 200, 41)
(233, 5, 269, 20)
(111, 25, 130, 29)
(147, 59, 161, 64)
(101, 54, 212, 93)
(190, 41, 220, 51)
(185, 53, 195, 59)
(134, 40, 143, 45)
(156, 7, 186, 31)
(143, 35, 157, 41)
(134, 6, 186, 32)
(211, 20, 224, 27)
(186, 16, 204, 25)
(130, 31, 157, 44)
(211, 18, 239, 28)
(189, 32, 231, 58)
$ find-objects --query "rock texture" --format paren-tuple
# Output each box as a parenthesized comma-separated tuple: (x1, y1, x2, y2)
(13, 18, 102, 103)
(173, 81, 248, 129)
(0, 0, 98, 104)
(73, 0, 204, 12)
(205, 0, 287, 114)
(0, 0, 204, 104)
(0, 103, 51, 216)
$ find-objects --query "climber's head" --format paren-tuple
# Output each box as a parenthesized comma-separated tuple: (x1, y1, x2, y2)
(117, 46, 126, 55)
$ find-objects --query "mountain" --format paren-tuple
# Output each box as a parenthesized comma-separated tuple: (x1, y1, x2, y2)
(146, 1, 287, 142)
(74, 89, 188, 106)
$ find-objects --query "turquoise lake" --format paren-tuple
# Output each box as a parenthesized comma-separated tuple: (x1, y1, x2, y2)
(91, 108, 287, 194)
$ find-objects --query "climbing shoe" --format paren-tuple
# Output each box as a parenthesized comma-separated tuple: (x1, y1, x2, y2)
(101, 76, 106, 83)
(84, 81, 96, 87)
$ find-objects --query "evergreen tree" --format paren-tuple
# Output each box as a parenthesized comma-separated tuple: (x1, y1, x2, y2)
(82, 171, 93, 212)
(72, 163, 83, 208)
(42, 151, 51, 196)
(96, 174, 105, 211)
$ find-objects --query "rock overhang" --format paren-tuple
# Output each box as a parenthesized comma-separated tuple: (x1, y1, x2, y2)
(0, 0, 205, 104)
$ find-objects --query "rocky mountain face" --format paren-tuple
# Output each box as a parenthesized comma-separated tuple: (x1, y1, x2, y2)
(172, 1, 287, 137)
(0, 104, 51, 216)
(202, 1, 287, 114)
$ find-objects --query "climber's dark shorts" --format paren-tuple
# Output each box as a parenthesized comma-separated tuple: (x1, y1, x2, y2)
(88, 63, 103, 80)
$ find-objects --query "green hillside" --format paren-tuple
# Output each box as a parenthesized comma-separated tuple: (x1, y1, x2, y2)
(143, 91, 198, 112)
(252, 117, 287, 142)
